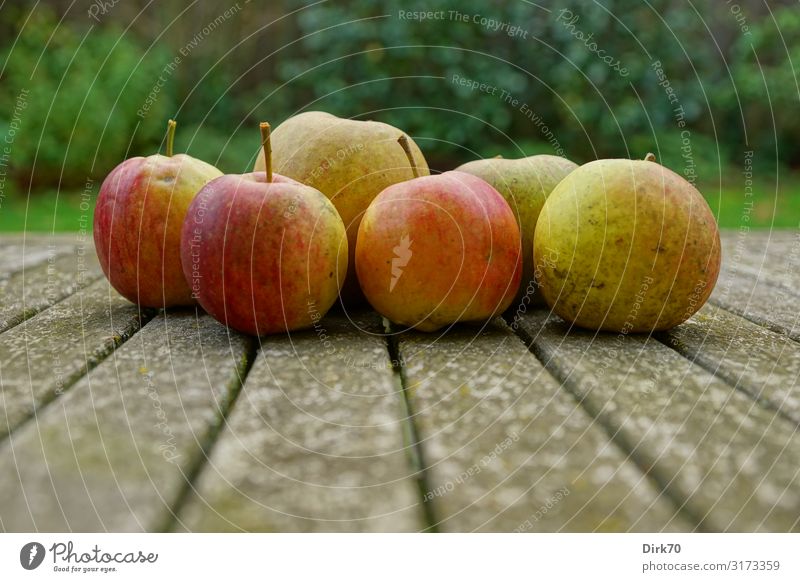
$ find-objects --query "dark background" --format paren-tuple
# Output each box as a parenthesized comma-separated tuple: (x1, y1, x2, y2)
(1, 0, 798, 229)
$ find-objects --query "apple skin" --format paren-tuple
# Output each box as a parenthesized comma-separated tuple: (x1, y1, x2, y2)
(253, 111, 429, 303)
(356, 171, 522, 332)
(456, 155, 578, 300)
(181, 171, 347, 336)
(533, 158, 721, 332)
(93, 153, 222, 307)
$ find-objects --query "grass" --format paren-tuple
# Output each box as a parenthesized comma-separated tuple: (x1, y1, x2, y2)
(707, 175, 800, 230)
(0, 188, 95, 232)
(1, 176, 799, 232)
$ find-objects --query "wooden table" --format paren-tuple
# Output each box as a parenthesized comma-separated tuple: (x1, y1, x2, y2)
(0, 231, 798, 532)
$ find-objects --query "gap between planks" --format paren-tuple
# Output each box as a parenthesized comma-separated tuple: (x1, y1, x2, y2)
(385, 320, 441, 532)
(0, 311, 157, 445)
(161, 337, 259, 533)
(655, 303, 800, 430)
(505, 313, 712, 532)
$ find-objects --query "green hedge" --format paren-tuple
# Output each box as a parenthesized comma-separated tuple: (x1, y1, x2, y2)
(0, 1, 797, 194)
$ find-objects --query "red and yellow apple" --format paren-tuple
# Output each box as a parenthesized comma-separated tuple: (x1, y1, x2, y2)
(181, 123, 347, 335)
(456, 154, 578, 300)
(253, 111, 428, 303)
(94, 120, 222, 307)
(355, 138, 522, 331)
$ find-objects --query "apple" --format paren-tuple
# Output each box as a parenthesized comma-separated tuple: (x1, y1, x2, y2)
(182, 123, 348, 335)
(456, 154, 578, 300)
(533, 153, 721, 332)
(253, 111, 428, 303)
(355, 137, 522, 332)
(93, 120, 223, 307)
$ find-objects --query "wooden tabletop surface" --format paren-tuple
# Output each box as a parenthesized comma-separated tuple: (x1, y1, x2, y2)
(0, 231, 798, 532)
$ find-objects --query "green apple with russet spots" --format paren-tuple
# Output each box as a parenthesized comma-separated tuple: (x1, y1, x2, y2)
(533, 153, 721, 332)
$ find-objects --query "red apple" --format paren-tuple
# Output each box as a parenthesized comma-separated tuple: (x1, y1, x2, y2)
(355, 137, 522, 331)
(93, 120, 222, 307)
(181, 123, 348, 335)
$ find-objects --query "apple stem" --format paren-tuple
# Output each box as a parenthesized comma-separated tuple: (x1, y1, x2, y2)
(644, 152, 656, 162)
(260, 122, 273, 183)
(397, 134, 419, 178)
(166, 119, 176, 157)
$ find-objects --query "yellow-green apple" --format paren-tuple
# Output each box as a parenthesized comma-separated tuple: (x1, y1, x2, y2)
(456, 154, 578, 300)
(355, 137, 521, 332)
(253, 111, 428, 303)
(93, 120, 222, 307)
(182, 123, 347, 335)
(534, 153, 721, 332)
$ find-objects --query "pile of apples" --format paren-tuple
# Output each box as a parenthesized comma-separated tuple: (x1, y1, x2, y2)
(93, 114, 720, 336)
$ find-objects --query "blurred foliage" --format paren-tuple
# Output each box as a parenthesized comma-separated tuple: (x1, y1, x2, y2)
(0, 0, 798, 197)
(277, 0, 757, 175)
(730, 6, 800, 163)
(0, 7, 173, 187)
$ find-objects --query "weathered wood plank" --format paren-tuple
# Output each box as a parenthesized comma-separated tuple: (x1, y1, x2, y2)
(713, 231, 800, 341)
(0, 248, 102, 334)
(0, 311, 252, 531)
(398, 319, 687, 532)
(177, 312, 422, 532)
(0, 235, 78, 276)
(0, 278, 149, 440)
(662, 303, 800, 426)
(514, 310, 800, 532)
(719, 230, 799, 296)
